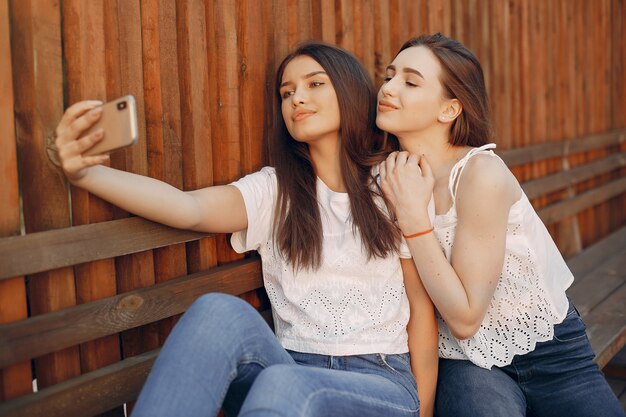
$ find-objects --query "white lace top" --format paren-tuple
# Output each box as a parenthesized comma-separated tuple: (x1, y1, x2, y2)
(435, 144, 574, 369)
(230, 167, 414, 355)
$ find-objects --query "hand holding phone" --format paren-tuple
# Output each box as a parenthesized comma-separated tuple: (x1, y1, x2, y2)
(83, 95, 138, 156)
(54, 96, 139, 182)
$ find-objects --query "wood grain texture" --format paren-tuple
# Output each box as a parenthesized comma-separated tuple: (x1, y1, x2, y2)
(0, 0, 32, 401)
(10, 0, 81, 389)
(0, 217, 209, 281)
(0, 259, 261, 368)
(0, 349, 158, 417)
(3, 2, 626, 413)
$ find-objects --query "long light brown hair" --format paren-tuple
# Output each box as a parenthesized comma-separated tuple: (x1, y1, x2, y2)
(271, 41, 400, 271)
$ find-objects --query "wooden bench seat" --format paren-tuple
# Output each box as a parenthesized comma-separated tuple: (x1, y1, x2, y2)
(566, 226, 626, 368)
(499, 129, 626, 369)
(0, 130, 624, 417)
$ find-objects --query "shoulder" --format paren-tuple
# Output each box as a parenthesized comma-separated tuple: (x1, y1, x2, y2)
(231, 166, 278, 198)
(235, 166, 276, 185)
(456, 153, 519, 209)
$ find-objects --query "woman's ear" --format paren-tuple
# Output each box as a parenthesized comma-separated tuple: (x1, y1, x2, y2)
(437, 99, 462, 123)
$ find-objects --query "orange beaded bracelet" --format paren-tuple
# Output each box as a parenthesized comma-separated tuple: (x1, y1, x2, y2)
(403, 227, 434, 239)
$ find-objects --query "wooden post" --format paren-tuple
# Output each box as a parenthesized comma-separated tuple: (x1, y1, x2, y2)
(0, 0, 32, 401)
(10, 0, 82, 389)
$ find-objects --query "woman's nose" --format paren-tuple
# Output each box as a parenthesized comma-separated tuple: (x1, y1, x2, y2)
(291, 88, 306, 106)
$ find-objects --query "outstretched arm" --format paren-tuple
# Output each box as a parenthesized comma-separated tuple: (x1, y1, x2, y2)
(55, 100, 247, 233)
(382, 152, 518, 340)
(401, 258, 438, 417)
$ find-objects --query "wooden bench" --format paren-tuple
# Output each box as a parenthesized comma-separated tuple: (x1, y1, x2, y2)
(0, 129, 624, 417)
(499, 129, 626, 369)
(0, 218, 268, 417)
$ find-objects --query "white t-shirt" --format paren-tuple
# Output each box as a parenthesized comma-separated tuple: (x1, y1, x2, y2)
(230, 167, 414, 355)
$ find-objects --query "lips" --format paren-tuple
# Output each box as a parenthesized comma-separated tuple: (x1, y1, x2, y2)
(292, 109, 315, 121)
(378, 100, 399, 112)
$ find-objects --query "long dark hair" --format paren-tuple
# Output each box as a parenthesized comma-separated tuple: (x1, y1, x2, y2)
(271, 41, 400, 271)
(397, 33, 493, 147)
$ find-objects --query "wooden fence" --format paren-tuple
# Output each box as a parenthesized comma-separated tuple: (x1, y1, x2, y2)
(1, 0, 625, 412)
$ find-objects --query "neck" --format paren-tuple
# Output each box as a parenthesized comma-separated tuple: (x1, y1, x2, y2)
(309, 134, 345, 192)
(396, 127, 466, 182)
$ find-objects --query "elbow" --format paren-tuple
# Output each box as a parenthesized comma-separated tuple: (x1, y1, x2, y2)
(447, 320, 481, 341)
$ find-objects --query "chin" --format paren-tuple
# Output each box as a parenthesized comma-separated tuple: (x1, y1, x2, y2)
(375, 115, 389, 131)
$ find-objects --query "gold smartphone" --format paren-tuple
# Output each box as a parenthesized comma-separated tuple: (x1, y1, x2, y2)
(83, 95, 138, 156)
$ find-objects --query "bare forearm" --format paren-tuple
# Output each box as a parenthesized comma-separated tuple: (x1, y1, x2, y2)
(72, 165, 201, 230)
(406, 229, 475, 327)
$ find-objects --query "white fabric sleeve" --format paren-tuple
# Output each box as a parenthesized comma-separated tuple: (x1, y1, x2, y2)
(229, 167, 277, 253)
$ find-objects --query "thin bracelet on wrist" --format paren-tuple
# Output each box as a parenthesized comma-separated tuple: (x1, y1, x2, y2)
(403, 227, 434, 239)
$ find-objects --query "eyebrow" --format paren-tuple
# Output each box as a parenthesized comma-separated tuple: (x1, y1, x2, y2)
(280, 71, 328, 88)
(385, 65, 424, 79)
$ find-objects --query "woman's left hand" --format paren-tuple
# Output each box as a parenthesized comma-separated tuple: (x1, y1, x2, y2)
(379, 151, 434, 233)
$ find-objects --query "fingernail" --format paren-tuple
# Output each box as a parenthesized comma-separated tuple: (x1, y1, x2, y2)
(95, 129, 104, 138)
(89, 100, 103, 107)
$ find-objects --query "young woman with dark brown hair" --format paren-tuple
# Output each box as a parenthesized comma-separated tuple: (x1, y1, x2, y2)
(54, 41, 437, 417)
(378, 33, 624, 417)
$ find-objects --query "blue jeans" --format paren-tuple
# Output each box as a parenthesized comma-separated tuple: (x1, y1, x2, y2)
(132, 293, 419, 417)
(435, 302, 625, 417)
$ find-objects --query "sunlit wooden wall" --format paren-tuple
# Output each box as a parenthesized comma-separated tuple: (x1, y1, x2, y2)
(1, 0, 625, 408)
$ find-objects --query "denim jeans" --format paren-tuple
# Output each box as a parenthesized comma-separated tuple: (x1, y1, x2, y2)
(435, 302, 625, 417)
(132, 293, 419, 417)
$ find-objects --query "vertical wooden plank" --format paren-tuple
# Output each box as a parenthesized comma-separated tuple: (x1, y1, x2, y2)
(101, 0, 161, 367)
(207, 0, 245, 266)
(139, 0, 190, 346)
(239, 0, 272, 174)
(490, 0, 511, 149)
(297, 0, 313, 40)
(176, 0, 218, 278)
(61, 3, 122, 403)
(273, 0, 290, 62)
(427, 0, 452, 36)
(519, 0, 531, 153)
(10, 0, 82, 389)
(336, 0, 354, 50)
(374, 0, 391, 86)
(319, 0, 336, 43)
(388, 0, 402, 52)
(525, 0, 551, 239)
(508, 0, 521, 149)
(359, 0, 376, 81)
(0, 0, 32, 401)
(285, 0, 298, 47)
(352, 0, 364, 60)
(613, 0, 626, 130)
(555, 0, 582, 256)
(596, 0, 613, 241)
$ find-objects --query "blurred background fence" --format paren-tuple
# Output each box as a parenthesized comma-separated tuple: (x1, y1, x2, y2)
(1, 0, 625, 413)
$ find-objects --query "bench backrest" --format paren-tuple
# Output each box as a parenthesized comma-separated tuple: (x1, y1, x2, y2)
(0, 129, 624, 417)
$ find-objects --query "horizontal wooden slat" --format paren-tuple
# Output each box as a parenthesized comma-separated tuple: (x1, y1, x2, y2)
(566, 226, 626, 282)
(0, 258, 262, 368)
(567, 249, 626, 317)
(537, 177, 626, 225)
(521, 152, 626, 200)
(0, 307, 274, 417)
(0, 217, 210, 280)
(498, 129, 626, 167)
(0, 349, 158, 417)
(583, 283, 626, 369)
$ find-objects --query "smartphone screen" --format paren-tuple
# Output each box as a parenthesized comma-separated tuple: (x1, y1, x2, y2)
(83, 95, 138, 156)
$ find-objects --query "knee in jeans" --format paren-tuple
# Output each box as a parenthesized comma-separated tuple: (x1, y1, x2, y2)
(251, 365, 311, 397)
(187, 292, 246, 317)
